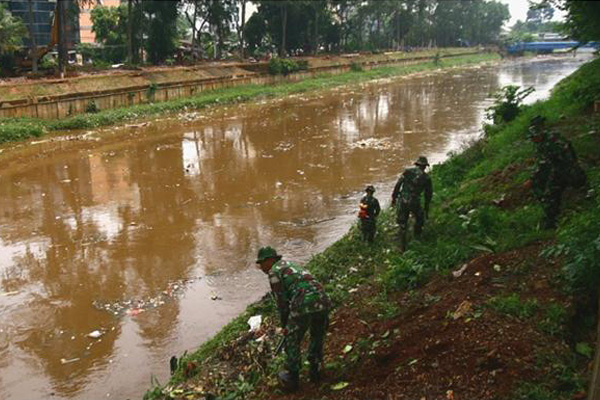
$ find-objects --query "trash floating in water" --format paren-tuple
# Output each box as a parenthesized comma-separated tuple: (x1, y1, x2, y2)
(87, 330, 104, 339)
(93, 277, 201, 317)
(60, 357, 80, 365)
(350, 138, 398, 150)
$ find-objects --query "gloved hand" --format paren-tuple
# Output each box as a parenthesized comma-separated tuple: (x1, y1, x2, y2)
(276, 327, 288, 336)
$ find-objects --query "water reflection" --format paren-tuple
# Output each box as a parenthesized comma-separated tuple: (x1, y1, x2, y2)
(0, 55, 590, 400)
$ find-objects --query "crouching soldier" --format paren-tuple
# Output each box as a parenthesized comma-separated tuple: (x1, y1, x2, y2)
(358, 185, 381, 243)
(255, 246, 331, 392)
(528, 115, 586, 228)
(391, 156, 433, 251)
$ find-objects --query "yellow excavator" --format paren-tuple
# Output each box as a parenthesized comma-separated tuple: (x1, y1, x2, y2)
(15, 3, 59, 71)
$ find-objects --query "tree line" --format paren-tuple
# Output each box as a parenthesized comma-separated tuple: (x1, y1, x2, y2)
(0, 0, 598, 76)
(92, 0, 512, 64)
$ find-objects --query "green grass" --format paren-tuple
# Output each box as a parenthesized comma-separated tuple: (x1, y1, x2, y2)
(487, 293, 539, 319)
(0, 53, 498, 145)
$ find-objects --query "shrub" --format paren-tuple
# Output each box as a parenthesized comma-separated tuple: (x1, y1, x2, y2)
(86, 100, 99, 113)
(485, 85, 535, 125)
(487, 293, 538, 319)
(268, 58, 305, 75)
(350, 62, 363, 72)
(382, 251, 428, 290)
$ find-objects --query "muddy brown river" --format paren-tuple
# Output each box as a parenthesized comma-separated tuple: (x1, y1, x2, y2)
(0, 55, 591, 400)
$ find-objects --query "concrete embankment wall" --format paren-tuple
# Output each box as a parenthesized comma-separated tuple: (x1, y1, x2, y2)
(0, 51, 483, 120)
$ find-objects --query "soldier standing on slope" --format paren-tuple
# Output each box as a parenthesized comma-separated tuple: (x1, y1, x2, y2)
(358, 185, 381, 243)
(391, 156, 433, 250)
(528, 115, 586, 229)
(255, 246, 331, 392)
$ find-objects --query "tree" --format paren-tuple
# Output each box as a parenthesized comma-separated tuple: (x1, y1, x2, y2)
(26, 0, 38, 73)
(144, 0, 180, 64)
(526, 0, 554, 25)
(558, 1, 600, 41)
(235, 0, 247, 58)
(0, 4, 27, 54)
(91, 5, 127, 62)
(205, 0, 236, 59)
(183, 0, 206, 61)
(56, 0, 95, 77)
(127, 0, 133, 64)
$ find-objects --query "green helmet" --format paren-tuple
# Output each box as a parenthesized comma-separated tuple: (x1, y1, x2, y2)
(529, 115, 546, 129)
(527, 115, 547, 141)
(256, 246, 281, 263)
(414, 156, 429, 167)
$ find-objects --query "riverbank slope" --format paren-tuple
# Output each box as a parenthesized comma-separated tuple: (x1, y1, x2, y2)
(145, 55, 600, 400)
(0, 50, 497, 144)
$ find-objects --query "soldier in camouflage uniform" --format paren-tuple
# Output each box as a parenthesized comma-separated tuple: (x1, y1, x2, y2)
(391, 156, 433, 250)
(528, 115, 586, 229)
(256, 246, 331, 392)
(358, 185, 381, 243)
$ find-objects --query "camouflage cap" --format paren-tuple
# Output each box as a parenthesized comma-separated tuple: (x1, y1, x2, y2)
(414, 156, 429, 167)
(365, 185, 375, 193)
(256, 246, 282, 263)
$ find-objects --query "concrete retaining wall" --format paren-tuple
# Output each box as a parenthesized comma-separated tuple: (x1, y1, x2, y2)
(0, 51, 483, 120)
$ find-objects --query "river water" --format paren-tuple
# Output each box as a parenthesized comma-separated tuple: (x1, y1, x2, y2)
(0, 54, 591, 400)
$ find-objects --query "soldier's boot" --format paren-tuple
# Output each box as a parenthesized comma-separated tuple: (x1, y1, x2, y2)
(278, 370, 299, 392)
(414, 225, 422, 239)
(542, 216, 557, 230)
(399, 227, 407, 252)
(309, 363, 321, 383)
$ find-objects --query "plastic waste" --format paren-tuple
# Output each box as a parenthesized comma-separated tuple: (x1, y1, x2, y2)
(87, 330, 103, 339)
(247, 315, 262, 332)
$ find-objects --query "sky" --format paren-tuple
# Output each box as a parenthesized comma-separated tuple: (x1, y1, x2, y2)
(499, 0, 566, 27)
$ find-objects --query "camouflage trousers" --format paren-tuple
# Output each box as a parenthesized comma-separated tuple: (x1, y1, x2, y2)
(285, 310, 329, 374)
(360, 218, 377, 242)
(537, 187, 564, 228)
(396, 201, 425, 235)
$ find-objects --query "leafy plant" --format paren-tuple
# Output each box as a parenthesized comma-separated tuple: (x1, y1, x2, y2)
(538, 303, 567, 336)
(485, 85, 535, 125)
(147, 83, 158, 101)
(382, 251, 427, 290)
(487, 293, 538, 319)
(86, 100, 99, 114)
(350, 62, 363, 72)
(268, 58, 307, 76)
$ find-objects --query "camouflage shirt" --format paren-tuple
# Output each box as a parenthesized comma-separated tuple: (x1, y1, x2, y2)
(269, 260, 330, 323)
(359, 194, 381, 220)
(392, 166, 433, 207)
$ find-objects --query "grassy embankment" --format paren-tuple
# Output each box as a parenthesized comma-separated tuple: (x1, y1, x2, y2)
(0, 52, 497, 145)
(144, 55, 600, 400)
